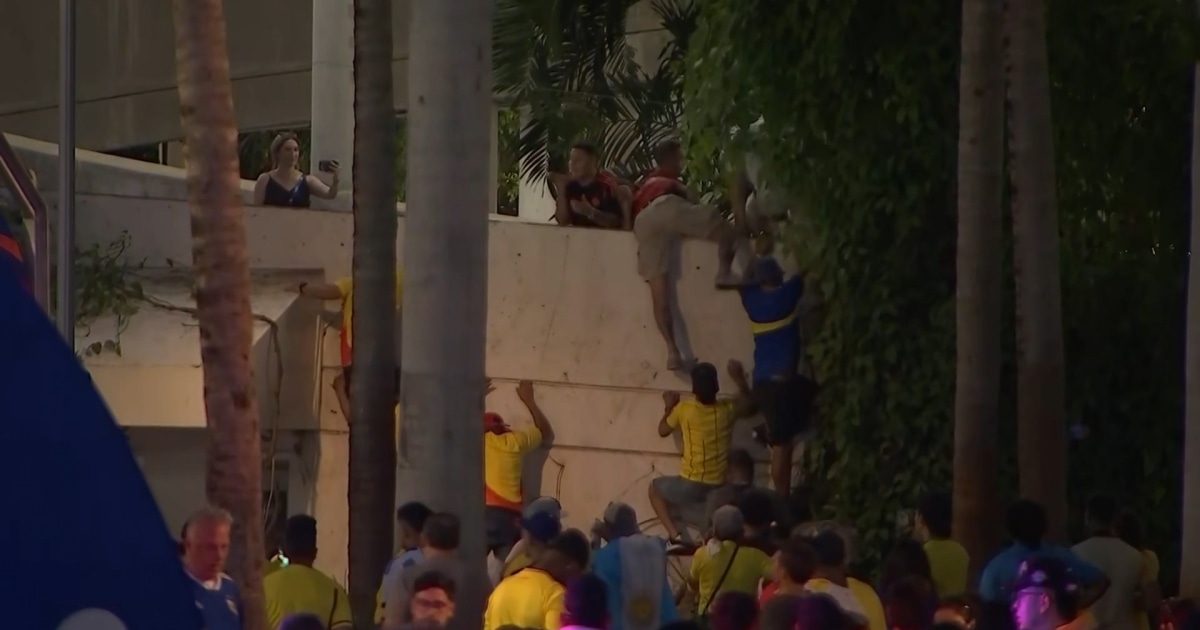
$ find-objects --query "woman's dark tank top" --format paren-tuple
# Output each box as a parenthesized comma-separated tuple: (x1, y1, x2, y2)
(263, 173, 312, 208)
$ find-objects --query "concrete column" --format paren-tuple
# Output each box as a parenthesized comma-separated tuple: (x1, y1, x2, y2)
(165, 141, 186, 168)
(516, 108, 553, 223)
(310, 0, 355, 211)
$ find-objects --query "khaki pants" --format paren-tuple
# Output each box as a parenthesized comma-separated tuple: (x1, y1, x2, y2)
(633, 195, 725, 280)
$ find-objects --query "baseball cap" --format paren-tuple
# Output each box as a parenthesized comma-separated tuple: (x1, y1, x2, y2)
(524, 496, 564, 520)
(602, 502, 640, 538)
(483, 412, 508, 430)
(521, 511, 562, 544)
(712, 505, 743, 540)
(1013, 555, 1078, 596)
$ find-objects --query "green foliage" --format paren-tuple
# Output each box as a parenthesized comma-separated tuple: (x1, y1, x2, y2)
(493, 0, 697, 183)
(68, 232, 145, 357)
(686, 0, 1193, 577)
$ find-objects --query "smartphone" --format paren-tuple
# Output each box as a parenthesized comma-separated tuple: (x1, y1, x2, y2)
(317, 159, 339, 173)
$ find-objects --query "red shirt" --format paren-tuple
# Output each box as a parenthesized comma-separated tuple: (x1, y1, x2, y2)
(632, 169, 682, 218)
(759, 581, 778, 606)
(564, 171, 622, 228)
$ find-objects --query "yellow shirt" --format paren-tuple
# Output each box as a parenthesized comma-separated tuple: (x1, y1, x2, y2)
(503, 550, 534, 580)
(485, 426, 542, 510)
(805, 578, 885, 630)
(263, 564, 353, 630)
(483, 567, 564, 630)
(335, 269, 404, 351)
(263, 556, 285, 578)
(666, 399, 737, 485)
(689, 540, 772, 612)
(924, 538, 970, 597)
(1134, 549, 1160, 630)
(847, 578, 886, 630)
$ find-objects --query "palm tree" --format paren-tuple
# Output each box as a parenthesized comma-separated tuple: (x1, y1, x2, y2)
(1004, 0, 1069, 540)
(953, 0, 1005, 578)
(170, 0, 265, 627)
(1181, 54, 1200, 599)
(347, 0, 399, 626)
(493, 0, 695, 190)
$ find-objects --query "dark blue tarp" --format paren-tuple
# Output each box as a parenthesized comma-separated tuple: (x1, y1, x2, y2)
(0, 269, 202, 629)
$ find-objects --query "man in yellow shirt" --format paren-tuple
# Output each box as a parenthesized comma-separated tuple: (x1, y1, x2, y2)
(687, 506, 773, 615)
(497, 498, 564, 583)
(263, 515, 353, 629)
(915, 491, 969, 597)
(485, 380, 555, 563)
(805, 531, 881, 630)
(484, 530, 592, 630)
(650, 360, 755, 547)
(297, 269, 403, 423)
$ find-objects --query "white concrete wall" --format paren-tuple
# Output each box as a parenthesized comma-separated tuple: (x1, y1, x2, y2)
(76, 192, 769, 560)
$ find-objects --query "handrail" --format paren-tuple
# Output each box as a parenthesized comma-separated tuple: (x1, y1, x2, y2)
(0, 133, 51, 310)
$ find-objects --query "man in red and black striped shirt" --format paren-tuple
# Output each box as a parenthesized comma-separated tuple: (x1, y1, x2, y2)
(552, 142, 631, 230)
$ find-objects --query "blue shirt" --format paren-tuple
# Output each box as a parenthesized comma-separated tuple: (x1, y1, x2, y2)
(192, 574, 242, 630)
(739, 275, 804, 383)
(978, 542, 1104, 603)
(592, 537, 676, 630)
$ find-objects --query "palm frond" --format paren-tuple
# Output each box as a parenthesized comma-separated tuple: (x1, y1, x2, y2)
(495, 0, 698, 186)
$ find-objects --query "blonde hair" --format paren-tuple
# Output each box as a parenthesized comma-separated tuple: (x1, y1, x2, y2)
(183, 505, 234, 538)
(268, 132, 301, 168)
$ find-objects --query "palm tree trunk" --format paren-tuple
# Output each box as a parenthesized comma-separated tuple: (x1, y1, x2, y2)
(171, 0, 265, 627)
(953, 0, 1005, 580)
(1004, 0, 1069, 541)
(1180, 51, 1200, 599)
(400, 0, 493, 625)
(347, 0, 398, 626)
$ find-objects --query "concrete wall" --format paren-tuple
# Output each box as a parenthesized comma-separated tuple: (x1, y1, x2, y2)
(0, 0, 669, 151)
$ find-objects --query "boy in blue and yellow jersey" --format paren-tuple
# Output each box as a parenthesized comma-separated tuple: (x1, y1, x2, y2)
(729, 256, 811, 499)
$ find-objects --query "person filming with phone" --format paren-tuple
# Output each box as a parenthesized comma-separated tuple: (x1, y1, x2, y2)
(253, 131, 341, 208)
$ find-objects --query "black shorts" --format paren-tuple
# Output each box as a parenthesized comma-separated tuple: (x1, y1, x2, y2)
(754, 375, 817, 446)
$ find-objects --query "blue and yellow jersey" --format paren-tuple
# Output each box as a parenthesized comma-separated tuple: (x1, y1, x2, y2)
(739, 275, 803, 383)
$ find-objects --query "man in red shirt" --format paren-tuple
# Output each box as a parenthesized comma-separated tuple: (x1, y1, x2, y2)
(551, 142, 632, 229)
(633, 140, 741, 370)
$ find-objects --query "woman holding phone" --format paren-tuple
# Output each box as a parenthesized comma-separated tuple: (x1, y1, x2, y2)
(253, 132, 341, 207)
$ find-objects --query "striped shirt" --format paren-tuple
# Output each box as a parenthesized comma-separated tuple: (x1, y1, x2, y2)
(665, 399, 736, 485)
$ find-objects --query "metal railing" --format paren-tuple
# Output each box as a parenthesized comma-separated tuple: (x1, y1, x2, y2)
(0, 133, 52, 310)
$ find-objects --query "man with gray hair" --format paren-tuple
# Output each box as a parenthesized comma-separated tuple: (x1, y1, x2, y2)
(590, 502, 676, 630)
(688, 506, 773, 616)
(181, 506, 243, 630)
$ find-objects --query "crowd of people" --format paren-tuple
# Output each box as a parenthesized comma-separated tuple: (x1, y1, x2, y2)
(177, 136, 1189, 630)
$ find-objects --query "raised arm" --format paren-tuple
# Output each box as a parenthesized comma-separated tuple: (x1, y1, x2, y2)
(727, 360, 757, 419)
(253, 173, 268, 206)
(297, 281, 346, 301)
(617, 184, 633, 230)
(517, 380, 554, 444)
(658, 391, 680, 437)
(550, 173, 573, 225)
(306, 167, 341, 200)
(729, 168, 754, 235)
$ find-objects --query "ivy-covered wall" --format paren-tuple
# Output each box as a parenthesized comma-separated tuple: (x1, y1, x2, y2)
(684, 0, 1192, 581)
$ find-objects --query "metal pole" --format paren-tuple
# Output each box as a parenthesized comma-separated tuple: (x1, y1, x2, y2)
(57, 0, 76, 346)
